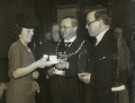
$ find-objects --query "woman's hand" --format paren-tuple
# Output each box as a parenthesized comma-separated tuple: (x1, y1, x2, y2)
(32, 81, 40, 95)
(0, 83, 7, 98)
(35, 57, 59, 68)
(32, 71, 39, 79)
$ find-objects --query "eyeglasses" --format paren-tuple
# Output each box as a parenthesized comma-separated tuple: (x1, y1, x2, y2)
(86, 20, 97, 26)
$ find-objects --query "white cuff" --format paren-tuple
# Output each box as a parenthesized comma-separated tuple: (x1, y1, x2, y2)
(111, 85, 126, 92)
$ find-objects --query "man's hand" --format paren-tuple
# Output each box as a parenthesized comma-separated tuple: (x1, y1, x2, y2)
(47, 68, 65, 77)
(78, 72, 91, 84)
(55, 60, 69, 70)
(37, 57, 60, 68)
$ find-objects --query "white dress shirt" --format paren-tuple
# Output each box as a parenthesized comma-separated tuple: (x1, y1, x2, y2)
(64, 36, 77, 43)
(96, 27, 110, 46)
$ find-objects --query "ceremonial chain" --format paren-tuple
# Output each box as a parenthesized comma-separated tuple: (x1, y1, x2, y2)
(56, 40, 86, 59)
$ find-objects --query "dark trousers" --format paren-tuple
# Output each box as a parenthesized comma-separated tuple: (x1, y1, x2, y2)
(49, 76, 81, 103)
(94, 88, 115, 103)
(36, 79, 50, 103)
(91, 86, 129, 103)
(0, 94, 6, 103)
(81, 84, 95, 103)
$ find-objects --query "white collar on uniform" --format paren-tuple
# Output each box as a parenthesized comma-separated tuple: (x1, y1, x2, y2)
(96, 27, 110, 46)
(64, 35, 77, 43)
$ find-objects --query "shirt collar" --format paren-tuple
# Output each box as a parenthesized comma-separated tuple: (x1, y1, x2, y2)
(96, 27, 110, 46)
(64, 35, 77, 43)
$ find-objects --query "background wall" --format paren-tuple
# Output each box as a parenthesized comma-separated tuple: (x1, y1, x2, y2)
(0, 0, 130, 81)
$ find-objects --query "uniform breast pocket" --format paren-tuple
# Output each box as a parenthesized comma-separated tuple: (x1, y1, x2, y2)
(97, 55, 113, 63)
(92, 55, 114, 64)
(97, 55, 115, 65)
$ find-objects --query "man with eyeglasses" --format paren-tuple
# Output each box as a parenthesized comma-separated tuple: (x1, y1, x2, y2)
(83, 7, 129, 103)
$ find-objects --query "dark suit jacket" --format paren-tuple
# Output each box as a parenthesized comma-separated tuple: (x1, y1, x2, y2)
(57, 37, 92, 78)
(91, 29, 129, 89)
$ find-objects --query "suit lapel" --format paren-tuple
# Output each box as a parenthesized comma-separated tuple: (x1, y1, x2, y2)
(95, 30, 112, 48)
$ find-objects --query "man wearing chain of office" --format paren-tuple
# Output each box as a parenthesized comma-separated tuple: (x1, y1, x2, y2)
(47, 16, 92, 103)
